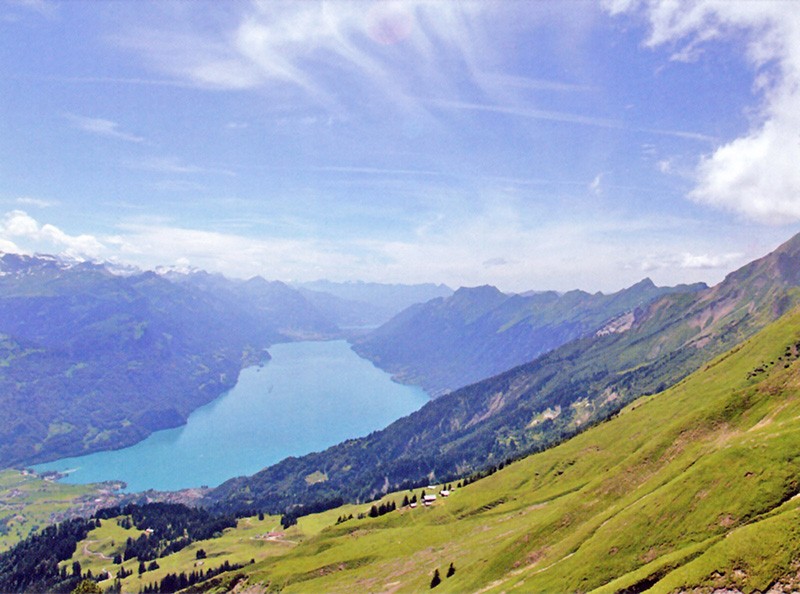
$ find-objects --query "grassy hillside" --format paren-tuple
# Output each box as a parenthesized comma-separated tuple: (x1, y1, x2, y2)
(56, 303, 800, 593)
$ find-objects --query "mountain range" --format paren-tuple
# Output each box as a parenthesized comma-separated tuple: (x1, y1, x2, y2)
(212, 298, 800, 593)
(293, 280, 453, 328)
(352, 278, 707, 395)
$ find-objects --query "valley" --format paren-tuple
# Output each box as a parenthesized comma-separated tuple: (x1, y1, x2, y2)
(5, 3, 800, 592)
(8, 297, 800, 592)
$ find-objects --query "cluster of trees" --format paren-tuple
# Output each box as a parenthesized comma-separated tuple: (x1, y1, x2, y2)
(0, 503, 238, 594)
(367, 500, 396, 518)
(279, 495, 345, 529)
(335, 514, 354, 525)
(430, 563, 456, 588)
(96, 503, 236, 562)
(137, 560, 249, 594)
(0, 517, 95, 593)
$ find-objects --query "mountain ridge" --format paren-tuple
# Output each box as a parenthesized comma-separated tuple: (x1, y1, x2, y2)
(352, 275, 708, 395)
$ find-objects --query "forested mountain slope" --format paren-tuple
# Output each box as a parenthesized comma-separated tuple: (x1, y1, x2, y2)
(206, 233, 800, 519)
(0, 254, 338, 467)
(352, 278, 705, 395)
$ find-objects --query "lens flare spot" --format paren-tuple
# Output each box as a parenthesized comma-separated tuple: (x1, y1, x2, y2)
(366, 4, 413, 45)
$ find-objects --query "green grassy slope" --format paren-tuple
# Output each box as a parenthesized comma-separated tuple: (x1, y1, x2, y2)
(62, 303, 800, 593)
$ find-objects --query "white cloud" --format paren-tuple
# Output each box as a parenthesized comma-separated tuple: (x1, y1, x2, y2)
(656, 159, 672, 174)
(606, 1, 800, 224)
(152, 180, 207, 192)
(1, 210, 106, 259)
(638, 250, 743, 273)
(483, 257, 513, 268)
(66, 113, 145, 143)
(678, 252, 742, 270)
(3, 210, 39, 236)
(0, 206, 765, 293)
(111, 223, 358, 281)
(0, 237, 21, 253)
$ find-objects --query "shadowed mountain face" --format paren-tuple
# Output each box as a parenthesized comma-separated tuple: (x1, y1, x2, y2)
(0, 255, 339, 467)
(206, 233, 800, 517)
(352, 278, 707, 396)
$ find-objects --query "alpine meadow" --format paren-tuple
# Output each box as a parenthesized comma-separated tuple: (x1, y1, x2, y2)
(3, 2, 800, 594)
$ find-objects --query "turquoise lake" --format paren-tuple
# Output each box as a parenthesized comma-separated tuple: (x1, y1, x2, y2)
(32, 340, 429, 492)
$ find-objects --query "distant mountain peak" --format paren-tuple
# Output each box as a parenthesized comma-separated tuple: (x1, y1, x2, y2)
(449, 285, 508, 312)
(452, 284, 505, 297)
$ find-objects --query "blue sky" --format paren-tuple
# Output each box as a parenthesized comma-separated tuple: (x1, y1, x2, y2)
(2, 0, 800, 293)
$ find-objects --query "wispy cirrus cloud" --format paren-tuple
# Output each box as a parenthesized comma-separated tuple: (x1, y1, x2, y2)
(475, 73, 595, 93)
(313, 165, 442, 177)
(66, 113, 145, 143)
(125, 156, 235, 177)
(429, 99, 716, 142)
(48, 75, 196, 88)
(606, 0, 800, 224)
(5, 0, 56, 20)
(113, 2, 598, 117)
(15, 196, 58, 208)
(428, 99, 622, 129)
